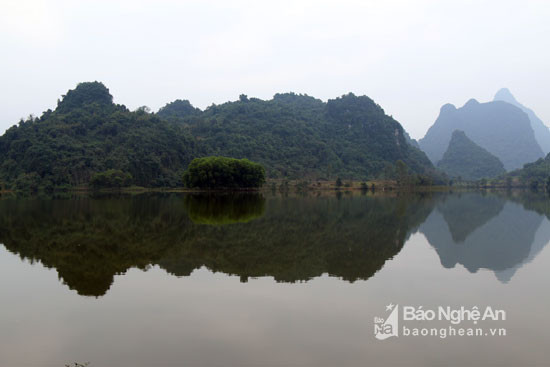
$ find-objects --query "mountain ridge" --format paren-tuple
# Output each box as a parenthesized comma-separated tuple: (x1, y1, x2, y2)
(419, 98, 544, 171)
(494, 88, 550, 154)
(0, 82, 440, 191)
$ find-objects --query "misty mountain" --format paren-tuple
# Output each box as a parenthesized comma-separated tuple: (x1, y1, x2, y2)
(437, 130, 506, 180)
(0, 82, 438, 191)
(494, 88, 550, 155)
(419, 99, 544, 170)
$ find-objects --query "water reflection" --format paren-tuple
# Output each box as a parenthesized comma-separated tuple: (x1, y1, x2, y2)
(0, 191, 548, 296)
(184, 193, 265, 225)
(0, 193, 433, 296)
(420, 192, 550, 282)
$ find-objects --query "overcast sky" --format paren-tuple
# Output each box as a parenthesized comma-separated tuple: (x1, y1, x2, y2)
(1, 0, 549, 139)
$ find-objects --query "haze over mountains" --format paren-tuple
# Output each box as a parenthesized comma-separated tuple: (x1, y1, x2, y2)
(420, 99, 543, 171)
(419, 89, 548, 174)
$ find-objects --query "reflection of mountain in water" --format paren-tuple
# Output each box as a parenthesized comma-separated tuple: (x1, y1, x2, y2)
(420, 192, 550, 282)
(494, 218, 550, 282)
(437, 193, 504, 243)
(0, 193, 434, 297)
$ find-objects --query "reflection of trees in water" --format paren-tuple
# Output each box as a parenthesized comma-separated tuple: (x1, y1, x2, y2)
(184, 193, 265, 225)
(0, 193, 435, 297)
(420, 191, 550, 282)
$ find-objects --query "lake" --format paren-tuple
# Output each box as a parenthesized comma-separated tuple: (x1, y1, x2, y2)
(0, 191, 549, 366)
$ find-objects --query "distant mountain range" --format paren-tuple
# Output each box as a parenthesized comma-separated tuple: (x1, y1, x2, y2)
(0, 82, 438, 191)
(419, 91, 546, 172)
(437, 130, 505, 180)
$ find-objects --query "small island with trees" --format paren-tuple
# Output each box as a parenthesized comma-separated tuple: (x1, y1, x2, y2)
(183, 156, 266, 189)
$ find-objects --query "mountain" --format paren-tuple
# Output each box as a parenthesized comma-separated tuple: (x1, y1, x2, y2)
(419, 99, 544, 170)
(0, 82, 438, 191)
(179, 92, 437, 180)
(437, 130, 506, 180)
(494, 88, 550, 154)
(0, 82, 199, 190)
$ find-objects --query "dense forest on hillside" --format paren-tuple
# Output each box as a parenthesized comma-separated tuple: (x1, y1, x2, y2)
(0, 82, 441, 191)
(0, 82, 200, 191)
(437, 130, 506, 180)
(506, 153, 550, 189)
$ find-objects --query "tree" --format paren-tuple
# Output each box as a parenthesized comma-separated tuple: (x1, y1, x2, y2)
(90, 170, 132, 189)
(335, 177, 343, 188)
(135, 106, 151, 114)
(183, 156, 265, 189)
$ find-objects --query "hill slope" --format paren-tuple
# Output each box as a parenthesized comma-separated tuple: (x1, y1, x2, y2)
(437, 130, 506, 180)
(0, 82, 199, 190)
(506, 153, 550, 187)
(494, 88, 550, 155)
(0, 83, 438, 191)
(419, 99, 544, 170)
(178, 92, 436, 180)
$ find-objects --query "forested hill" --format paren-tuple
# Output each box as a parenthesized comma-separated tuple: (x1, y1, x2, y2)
(0, 82, 200, 190)
(174, 92, 436, 180)
(506, 153, 550, 188)
(0, 82, 438, 191)
(437, 130, 506, 180)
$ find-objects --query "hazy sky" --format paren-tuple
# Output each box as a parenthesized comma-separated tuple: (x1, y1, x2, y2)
(1, 0, 549, 139)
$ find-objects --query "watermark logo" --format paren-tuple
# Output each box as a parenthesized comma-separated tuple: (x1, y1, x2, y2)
(374, 304, 506, 340)
(374, 303, 399, 340)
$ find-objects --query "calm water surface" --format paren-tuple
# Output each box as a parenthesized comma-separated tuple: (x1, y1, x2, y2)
(0, 191, 549, 366)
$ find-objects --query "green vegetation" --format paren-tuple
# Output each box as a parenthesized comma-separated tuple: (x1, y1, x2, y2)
(505, 153, 550, 189)
(437, 130, 506, 180)
(90, 169, 132, 189)
(156, 99, 200, 120)
(184, 92, 440, 181)
(0, 82, 198, 191)
(182, 156, 265, 189)
(0, 82, 444, 193)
